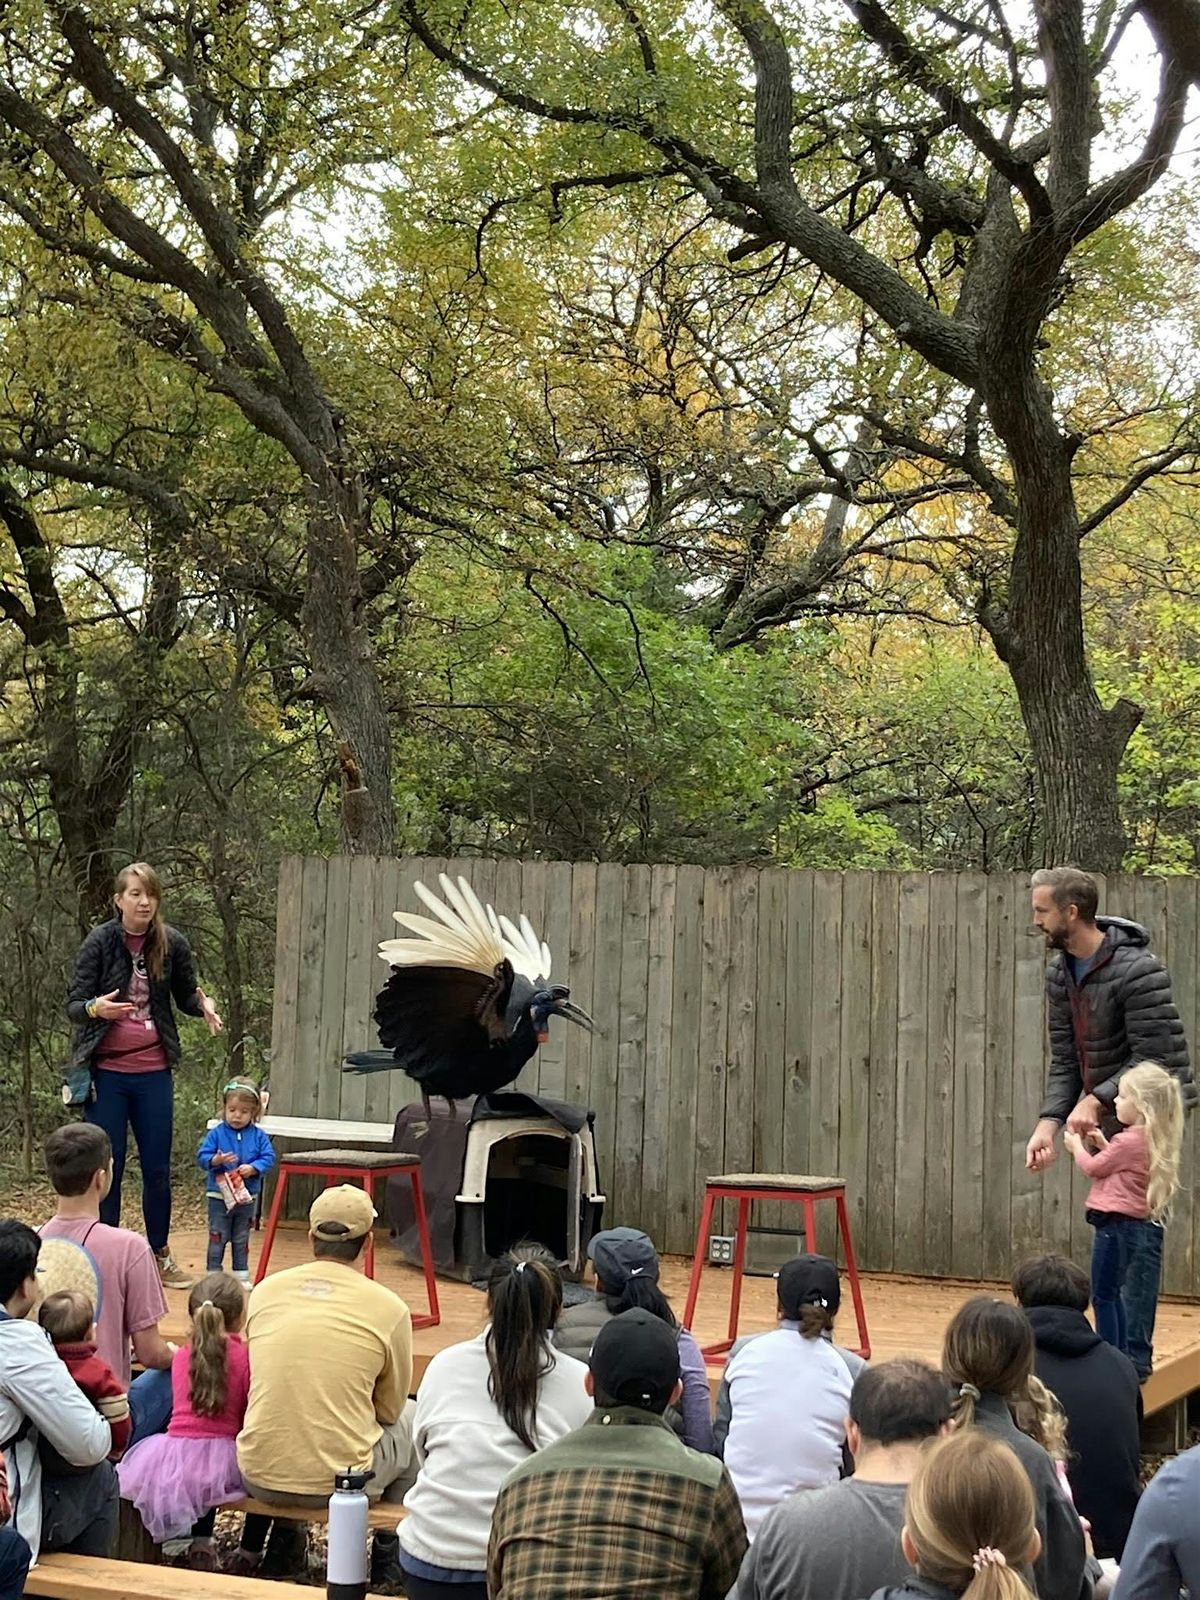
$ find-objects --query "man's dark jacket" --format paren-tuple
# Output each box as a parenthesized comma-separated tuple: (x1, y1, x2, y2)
(1040, 916, 1195, 1124)
(66, 917, 204, 1078)
(1026, 1303, 1142, 1560)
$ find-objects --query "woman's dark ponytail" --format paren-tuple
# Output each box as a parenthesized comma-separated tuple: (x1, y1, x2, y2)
(486, 1245, 564, 1451)
(602, 1274, 678, 1329)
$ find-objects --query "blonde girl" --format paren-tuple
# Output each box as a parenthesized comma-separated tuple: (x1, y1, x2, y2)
(1063, 1061, 1183, 1380)
(116, 1273, 249, 1567)
(866, 1430, 1039, 1600)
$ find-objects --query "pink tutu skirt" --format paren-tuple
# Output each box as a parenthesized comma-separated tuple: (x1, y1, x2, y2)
(117, 1434, 246, 1543)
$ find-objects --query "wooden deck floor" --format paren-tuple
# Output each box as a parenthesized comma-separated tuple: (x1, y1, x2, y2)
(161, 1224, 1200, 1417)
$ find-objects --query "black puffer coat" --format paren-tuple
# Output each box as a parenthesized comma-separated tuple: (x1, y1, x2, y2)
(1040, 916, 1195, 1124)
(65, 916, 204, 1079)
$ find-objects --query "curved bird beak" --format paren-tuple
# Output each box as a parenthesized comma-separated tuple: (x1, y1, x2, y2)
(555, 999, 595, 1033)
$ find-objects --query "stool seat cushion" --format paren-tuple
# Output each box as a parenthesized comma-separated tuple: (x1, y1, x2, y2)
(705, 1172, 843, 1191)
(280, 1148, 421, 1169)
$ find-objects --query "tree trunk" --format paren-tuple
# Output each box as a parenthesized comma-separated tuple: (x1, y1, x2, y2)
(982, 354, 1140, 870)
(301, 470, 395, 855)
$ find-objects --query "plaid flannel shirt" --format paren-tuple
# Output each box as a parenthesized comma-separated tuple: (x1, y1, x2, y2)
(488, 1405, 747, 1600)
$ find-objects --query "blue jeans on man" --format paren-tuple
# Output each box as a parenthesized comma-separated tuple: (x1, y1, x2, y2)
(1089, 1208, 1163, 1380)
(207, 1196, 253, 1274)
(0, 1524, 31, 1600)
(127, 1366, 174, 1448)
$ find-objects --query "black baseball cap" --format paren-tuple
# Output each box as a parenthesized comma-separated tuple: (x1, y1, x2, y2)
(588, 1308, 680, 1412)
(588, 1227, 660, 1289)
(777, 1254, 840, 1318)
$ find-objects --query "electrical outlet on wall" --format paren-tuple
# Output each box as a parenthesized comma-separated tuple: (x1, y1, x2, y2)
(709, 1235, 735, 1265)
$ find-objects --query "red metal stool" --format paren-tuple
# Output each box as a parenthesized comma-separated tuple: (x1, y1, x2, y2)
(682, 1172, 869, 1361)
(253, 1148, 440, 1328)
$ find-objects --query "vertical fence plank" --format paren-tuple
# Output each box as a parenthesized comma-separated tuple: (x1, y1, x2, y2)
(783, 872, 815, 1190)
(752, 871, 789, 1238)
(589, 863, 625, 1211)
(696, 868, 733, 1234)
(1166, 876, 1196, 1297)
(982, 874, 1016, 1281)
(666, 865, 705, 1255)
(924, 874, 958, 1277)
(838, 874, 873, 1263)
(1010, 873, 1046, 1263)
(810, 873, 843, 1256)
(290, 856, 330, 1119)
(338, 856, 377, 1123)
(640, 865, 677, 1249)
(866, 873, 899, 1272)
(894, 875, 931, 1275)
(952, 873, 988, 1281)
(723, 870, 759, 1236)
(537, 863, 573, 1102)
(614, 865, 651, 1227)
(565, 862, 598, 1112)
(268, 856, 304, 1112)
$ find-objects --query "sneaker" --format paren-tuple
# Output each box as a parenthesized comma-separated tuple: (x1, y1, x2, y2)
(155, 1250, 194, 1291)
(222, 1548, 262, 1577)
(233, 1269, 252, 1287)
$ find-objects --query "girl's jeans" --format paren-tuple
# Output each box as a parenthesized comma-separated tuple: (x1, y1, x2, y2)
(87, 1067, 173, 1251)
(1088, 1208, 1163, 1380)
(207, 1195, 254, 1273)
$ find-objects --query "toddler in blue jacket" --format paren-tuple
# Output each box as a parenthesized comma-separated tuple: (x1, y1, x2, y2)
(197, 1079, 275, 1283)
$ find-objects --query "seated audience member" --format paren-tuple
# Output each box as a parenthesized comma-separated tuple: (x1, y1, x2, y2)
(866, 1429, 1041, 1600)
(0, 1220, 116, 1563)
(1111, 1443, 1200, 1599)
(944, 1296, 1090, 1600)
(731, 1358, 952, 1600)
(0, 1456, 31, 1600)
(236, 1186, 413, 1586)
(715, 1254, 861, 1538)
(554, 1226, 714, 1452)
(38, 1289, 131, 1471)
(400, 1248, 591, 1600)
(489, 1307, 746, 1600)
(39, 1124, 175, 1443)
(1013, 1253, 1141, 1560)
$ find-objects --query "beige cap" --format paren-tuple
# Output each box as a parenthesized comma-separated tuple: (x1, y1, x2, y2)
(309, 1184, 377, 1240)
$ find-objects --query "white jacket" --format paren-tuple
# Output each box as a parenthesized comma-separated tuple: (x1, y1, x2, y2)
(399, 1330, 591, 1571)
(0, 1313, 112, 1561)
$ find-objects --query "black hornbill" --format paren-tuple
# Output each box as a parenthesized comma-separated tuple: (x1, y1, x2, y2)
(343, 874, 594, 1115)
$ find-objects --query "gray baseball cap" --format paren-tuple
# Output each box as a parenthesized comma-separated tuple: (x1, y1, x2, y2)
(588, 1227, 660, 1289)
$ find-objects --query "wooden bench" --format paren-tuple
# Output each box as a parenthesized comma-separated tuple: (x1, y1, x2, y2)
(223, 1495, 406, 1530)
(26, 1552, 392, 1600)
(206, 1115, 396, 1145)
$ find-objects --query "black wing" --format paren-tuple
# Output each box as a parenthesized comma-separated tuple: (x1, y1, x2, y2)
(373, 960, 517, 1097)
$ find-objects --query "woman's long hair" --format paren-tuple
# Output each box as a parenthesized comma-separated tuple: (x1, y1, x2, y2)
(943, 1297, 1034, 1429)
(600, 1270, 678, 1329)
(485, 1245, 563, 1452)
(905, 1429, 1037, 1600)
(114, 862, 167, 982)
(1121, 1062, 1184, 1219)
(187, 1273, 244, 1417)
(1013, 1374, 1069, 1463)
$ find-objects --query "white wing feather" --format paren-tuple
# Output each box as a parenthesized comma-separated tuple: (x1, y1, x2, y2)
(498, 912, 552, 982)
(378, 875, 504, 975)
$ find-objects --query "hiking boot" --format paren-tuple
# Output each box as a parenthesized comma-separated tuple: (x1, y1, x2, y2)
(258, 1521, 308, 1579)
(174, 1543, 217, 1570)
(155, 1250, 194, 1290)
(369, 1530, 405, 1593)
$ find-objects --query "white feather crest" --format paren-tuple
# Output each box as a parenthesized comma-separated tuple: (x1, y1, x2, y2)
(377, 874, 552, 981)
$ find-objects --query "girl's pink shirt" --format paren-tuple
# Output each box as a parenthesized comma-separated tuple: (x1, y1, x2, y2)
(166, 1332, 250, 1439)
(1072, 1124, 1150, 1218)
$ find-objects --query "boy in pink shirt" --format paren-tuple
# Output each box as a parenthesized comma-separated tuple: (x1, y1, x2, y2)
(39, 1124, 177, 1442)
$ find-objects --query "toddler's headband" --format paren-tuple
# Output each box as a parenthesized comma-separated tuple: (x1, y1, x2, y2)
(223, 1080, 261, 1100)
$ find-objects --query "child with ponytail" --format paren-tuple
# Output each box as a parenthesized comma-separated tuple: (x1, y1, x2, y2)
(398, 1245, 591, 1599)
(116, 1273, 248, 1567)
(943, 1297, 1090, 1600)
(1063, 1060, 1183, 1380)
(867, 1430, 1039, 1600)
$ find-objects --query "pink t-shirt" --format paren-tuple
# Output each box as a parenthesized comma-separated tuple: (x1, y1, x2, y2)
(96, 931, 168, 1074)
(1074, 1125, 1151, 1218)
(39, 1216, 168, 1386)
(168, 1334, 250, 1440)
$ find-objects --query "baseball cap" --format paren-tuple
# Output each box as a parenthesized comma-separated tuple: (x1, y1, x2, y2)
(777, 1254, 841, 1317)
(588, 1308, 680, 1412)
(309, 1185, 377, 1240)
(588, 1227, 659, 1289)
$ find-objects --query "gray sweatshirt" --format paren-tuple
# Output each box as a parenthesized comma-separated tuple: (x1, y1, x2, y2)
(730, 1477, 909, 1600)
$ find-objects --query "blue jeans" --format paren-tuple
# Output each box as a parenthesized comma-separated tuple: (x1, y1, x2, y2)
(128, 1366, 174, 1447)
(87, 1068, 174, 1251)
(0, 1524, 31, 1600)
(1089, 1210, 1163, 1380)
(207, 1196, 253, 1273)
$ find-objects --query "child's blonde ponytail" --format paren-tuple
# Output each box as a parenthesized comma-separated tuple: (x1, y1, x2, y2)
(904, 1429, 1037, 1600)
(1121, 1062, 1184, 1220)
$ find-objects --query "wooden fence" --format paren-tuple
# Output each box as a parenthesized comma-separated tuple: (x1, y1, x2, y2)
(269, 858, 1200, 1297)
